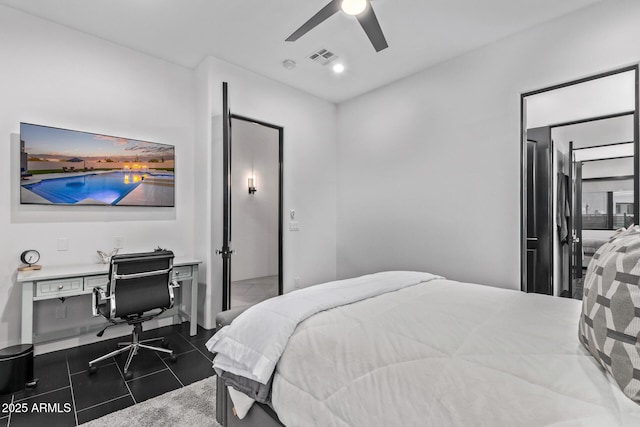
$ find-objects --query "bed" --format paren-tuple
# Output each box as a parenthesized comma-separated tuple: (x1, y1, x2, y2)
(208, 271, 640, 426)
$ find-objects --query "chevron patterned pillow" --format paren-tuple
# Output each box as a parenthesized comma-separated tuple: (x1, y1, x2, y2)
(578, 225, 640, 402)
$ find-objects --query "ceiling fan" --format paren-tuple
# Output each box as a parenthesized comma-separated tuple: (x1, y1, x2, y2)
(285, 0, 388, 52)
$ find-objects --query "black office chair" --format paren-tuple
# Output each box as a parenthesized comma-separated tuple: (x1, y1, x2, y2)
(89, 250, 179, 379)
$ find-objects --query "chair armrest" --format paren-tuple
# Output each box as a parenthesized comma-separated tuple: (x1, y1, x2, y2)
(92, 286, 108, 317)
(166, 280, 180, 310)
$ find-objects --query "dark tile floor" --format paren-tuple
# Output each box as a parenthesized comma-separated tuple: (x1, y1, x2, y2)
(0, 322, 215, 426)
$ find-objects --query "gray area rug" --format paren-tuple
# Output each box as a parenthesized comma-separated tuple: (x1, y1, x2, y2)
(82, 376, 221, 427)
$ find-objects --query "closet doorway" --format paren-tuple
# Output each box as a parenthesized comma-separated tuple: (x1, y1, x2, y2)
(218, 82, 284, 311)
(228, 115, 283, 309)
(520, 66, 639, 299)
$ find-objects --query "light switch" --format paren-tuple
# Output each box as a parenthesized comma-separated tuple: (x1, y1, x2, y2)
(289, 221, 300, 231)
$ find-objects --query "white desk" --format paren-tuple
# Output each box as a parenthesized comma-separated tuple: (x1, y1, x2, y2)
(16, 257, 201, 345)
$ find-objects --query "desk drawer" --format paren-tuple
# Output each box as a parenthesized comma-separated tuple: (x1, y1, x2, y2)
(173, 266, 192, 281)
(84, 275, 109, 292)
(35, 278, 82, 298)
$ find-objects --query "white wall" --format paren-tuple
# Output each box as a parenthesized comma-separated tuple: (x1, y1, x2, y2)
(548, 113, 634, 149)
(231, 118, 280, 282)
(194, 56, 337, 328)
(193, 60, 214, 331)
(526, 70, 635, 129)
(0, 6, 196, 350)
(582, 157, 634, 179)
(336, 0, 640, 289)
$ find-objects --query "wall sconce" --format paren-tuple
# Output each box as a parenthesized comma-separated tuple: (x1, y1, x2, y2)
(248, 177, 257, 194)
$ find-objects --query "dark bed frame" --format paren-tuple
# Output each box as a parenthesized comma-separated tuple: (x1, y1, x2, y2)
(214, 308, 284, 427)
(216, 376, 284, 427)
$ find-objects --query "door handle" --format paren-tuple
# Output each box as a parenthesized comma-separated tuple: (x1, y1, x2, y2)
(216, 248, 235, 256)
(571, 231, 580, 243)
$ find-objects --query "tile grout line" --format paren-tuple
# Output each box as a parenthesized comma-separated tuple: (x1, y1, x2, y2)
(13, 385, 71, 403)
(161, 348, 197, 359)
(123, 366, 170, 384)
(156, 352, 184, 388)
(174, 327, 195, 344)
(65, 354, 79, 426)
(161, 341, 215, 383)
(113, 358, 137, 405)
(153, 326, 194, 352)
(175, 329, 197, 344)
(70, 361, 117, 377)
(186, 328, 216, 362)
(175, 323, 216, 343)
(176, 323, 216, 358)
(190, 339, 214, 362)
(75, 394, 131, 414)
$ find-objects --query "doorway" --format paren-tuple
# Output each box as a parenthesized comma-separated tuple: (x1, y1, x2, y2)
(228, 115, 283, 309)
(218, 83, 283, 311)
(521, 66, 639, 299)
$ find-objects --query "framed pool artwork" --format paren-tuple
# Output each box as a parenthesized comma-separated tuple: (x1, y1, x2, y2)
(19, 123, 175, 207)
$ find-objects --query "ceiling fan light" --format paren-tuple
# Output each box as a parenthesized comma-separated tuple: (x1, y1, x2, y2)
(341, 0, 367, 16)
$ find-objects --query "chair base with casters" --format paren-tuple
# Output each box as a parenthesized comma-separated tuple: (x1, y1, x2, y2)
(88, 322, 177, 380)
(88, 250, 180, 380)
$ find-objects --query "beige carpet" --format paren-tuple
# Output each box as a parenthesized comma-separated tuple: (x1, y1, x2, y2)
(81, 376, 221, 427)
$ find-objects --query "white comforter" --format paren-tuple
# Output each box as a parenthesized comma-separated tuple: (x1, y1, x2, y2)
(271, 279, 640, 426)
(207, 271, 442, 386)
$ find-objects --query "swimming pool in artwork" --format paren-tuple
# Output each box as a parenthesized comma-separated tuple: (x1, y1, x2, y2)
(22, 172, 174, 205)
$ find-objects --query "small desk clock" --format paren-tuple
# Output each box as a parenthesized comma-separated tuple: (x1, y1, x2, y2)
(18, 250, 42, 271)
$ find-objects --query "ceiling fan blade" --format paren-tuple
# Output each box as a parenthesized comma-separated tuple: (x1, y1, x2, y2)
(356, 3, 388, 52)
(286, 0, 342, 42)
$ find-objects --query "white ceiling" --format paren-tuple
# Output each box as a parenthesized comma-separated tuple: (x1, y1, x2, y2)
(0, 0, 602, 103)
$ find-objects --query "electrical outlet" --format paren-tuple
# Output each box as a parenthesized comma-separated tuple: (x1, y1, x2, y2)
(57, 237, 68, 251)
(294, 277, 301, 289)
(113, 236, 124, 249)
(55, 305, 67, 319)
(289, 222, 300, 231)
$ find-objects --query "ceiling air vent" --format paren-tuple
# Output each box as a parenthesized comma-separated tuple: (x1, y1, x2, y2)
(308, 48, 338, 66)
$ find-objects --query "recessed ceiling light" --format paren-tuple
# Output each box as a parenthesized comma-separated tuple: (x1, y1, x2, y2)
(332, 63, 345, 74)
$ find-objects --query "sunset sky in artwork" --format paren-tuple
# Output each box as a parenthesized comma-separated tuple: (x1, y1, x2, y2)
(21, 123, 174, 161)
